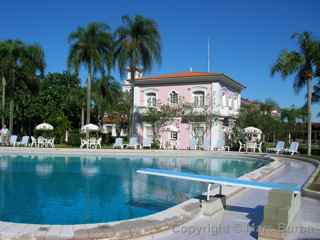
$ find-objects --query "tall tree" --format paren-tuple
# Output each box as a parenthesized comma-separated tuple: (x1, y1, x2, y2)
(92, 76, 122, 124)
(68, 22, 113, 124)
(0, 40, 45, 131)
(271, 32, 320, 156)
(0, 41, 8, 126)
(114, 15, 161, 136)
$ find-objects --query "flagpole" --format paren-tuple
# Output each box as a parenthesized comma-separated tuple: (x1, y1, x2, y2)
(208, 37, 211, 72)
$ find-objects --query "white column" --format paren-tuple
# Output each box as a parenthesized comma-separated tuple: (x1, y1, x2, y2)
(211, 82, 221, 114)
(133, 86, 140, 113)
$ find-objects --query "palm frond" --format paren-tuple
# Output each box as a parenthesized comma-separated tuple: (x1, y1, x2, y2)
(114, 15, 161, 79)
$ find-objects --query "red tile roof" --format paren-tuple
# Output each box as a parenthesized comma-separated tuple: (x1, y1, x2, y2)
(135, 71, 222, 81)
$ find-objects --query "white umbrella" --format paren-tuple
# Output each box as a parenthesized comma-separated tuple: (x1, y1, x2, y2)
(35, 123, 54, 131)
(81, 123, 100, 133)
(244, 126, 262, 134)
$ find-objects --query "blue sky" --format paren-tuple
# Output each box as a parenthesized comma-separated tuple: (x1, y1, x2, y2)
(1, 0, 320, 120)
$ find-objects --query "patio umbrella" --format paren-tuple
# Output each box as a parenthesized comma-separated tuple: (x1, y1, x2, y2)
(244, 126, 262, 134)
(81, 123, 100, 133)
(244, 126, 262, 142)
(35, 123, 54, 131)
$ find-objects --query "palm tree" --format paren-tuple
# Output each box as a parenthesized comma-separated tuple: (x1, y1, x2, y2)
(0, 40, 45, 131)
(281, 106, 307, 143)
(92, 76, 121, 125)
(114, 15, 161, 136)
(271, 32, 320, 156)
(68, 22, 113, 124)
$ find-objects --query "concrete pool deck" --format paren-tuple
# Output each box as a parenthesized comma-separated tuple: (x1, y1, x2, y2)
(0, 148, 318, 240)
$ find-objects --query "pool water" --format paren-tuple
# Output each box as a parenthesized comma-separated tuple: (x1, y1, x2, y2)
(0, 154, 270, 224)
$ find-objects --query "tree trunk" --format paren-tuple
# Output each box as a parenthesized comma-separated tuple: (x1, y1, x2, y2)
(9, 69, 16, 133)
(1, 76, 6, 127)
(129, 68, 135, 137)
(86, 64, 93, 125)
(9, 100, 13, 132)
(307, 78, 312, 156)
(81, 106, 85, 127)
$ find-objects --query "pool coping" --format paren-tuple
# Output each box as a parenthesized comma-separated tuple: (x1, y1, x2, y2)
(0, 148, 309, 239)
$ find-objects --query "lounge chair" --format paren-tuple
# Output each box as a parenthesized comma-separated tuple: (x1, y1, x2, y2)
(284, 142, 299, 155)
(267, 141, 285, 154)
(213, 139, 230, 151)
(17, 136, 29, 147)
(127, 137, 140, 149)
(143, 138, 152, 149)
(113, 138, 124, 149)
(80, 138, 89, 149)
(9, 135, 17, 147)
(30, 136, 37, 147)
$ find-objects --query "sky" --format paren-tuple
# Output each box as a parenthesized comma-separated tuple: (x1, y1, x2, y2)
(1, 0, 320, 120)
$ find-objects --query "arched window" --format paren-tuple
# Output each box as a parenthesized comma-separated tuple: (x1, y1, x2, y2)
(193, 91, 205, 107)
(146, 92, 156, 107)
(170, 91, 178, 104)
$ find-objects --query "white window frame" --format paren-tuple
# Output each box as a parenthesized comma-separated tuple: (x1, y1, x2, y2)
(145, 91, 157, 108)
(143, 123, 154, 141)
(192, 91, 205, 107)
(169, 91, 179, 104)
(170, 131, 178, 140)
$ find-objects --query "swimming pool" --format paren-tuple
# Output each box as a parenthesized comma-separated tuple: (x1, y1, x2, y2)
(0, 154, 270, 224)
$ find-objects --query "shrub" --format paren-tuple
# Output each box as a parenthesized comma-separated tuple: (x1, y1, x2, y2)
(69, 129, 81, 146)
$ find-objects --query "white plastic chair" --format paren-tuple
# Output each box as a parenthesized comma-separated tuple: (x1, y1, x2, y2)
(257, 142, 263, 153)
(96, 138, 102, 149)
(37, 136, 46, 148)
(30, 136, 37, 147)
(239, 141, 245, 152)
(17, 136, 29, 147)
(89, 138, 97, 149)
(267, 141, 285, 154)
(246, 142, 257, 152)
(284, 142, 299, 155)
(9, 135, 17, 147)
(113, 138, 124, 149)
(47, 138, 55, 148)
(80, 138, 89, 149)
(143, 138, 152, 149)
(127, 137, 140, 149)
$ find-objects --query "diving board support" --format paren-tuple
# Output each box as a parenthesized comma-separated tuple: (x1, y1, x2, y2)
(207, 184, 223, 200)
(207, 184, 212, 201)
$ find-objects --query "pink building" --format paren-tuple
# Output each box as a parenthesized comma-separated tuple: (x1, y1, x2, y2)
(128, 71, 245, 150)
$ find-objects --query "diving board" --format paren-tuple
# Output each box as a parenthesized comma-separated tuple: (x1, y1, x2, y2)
(137, 168, 301, 194)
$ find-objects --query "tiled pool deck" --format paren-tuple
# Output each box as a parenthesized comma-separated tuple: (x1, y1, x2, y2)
(0, 148, 318, 240)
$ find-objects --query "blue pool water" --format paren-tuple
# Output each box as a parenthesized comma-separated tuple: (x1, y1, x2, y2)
(0, 154, 270, 224)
